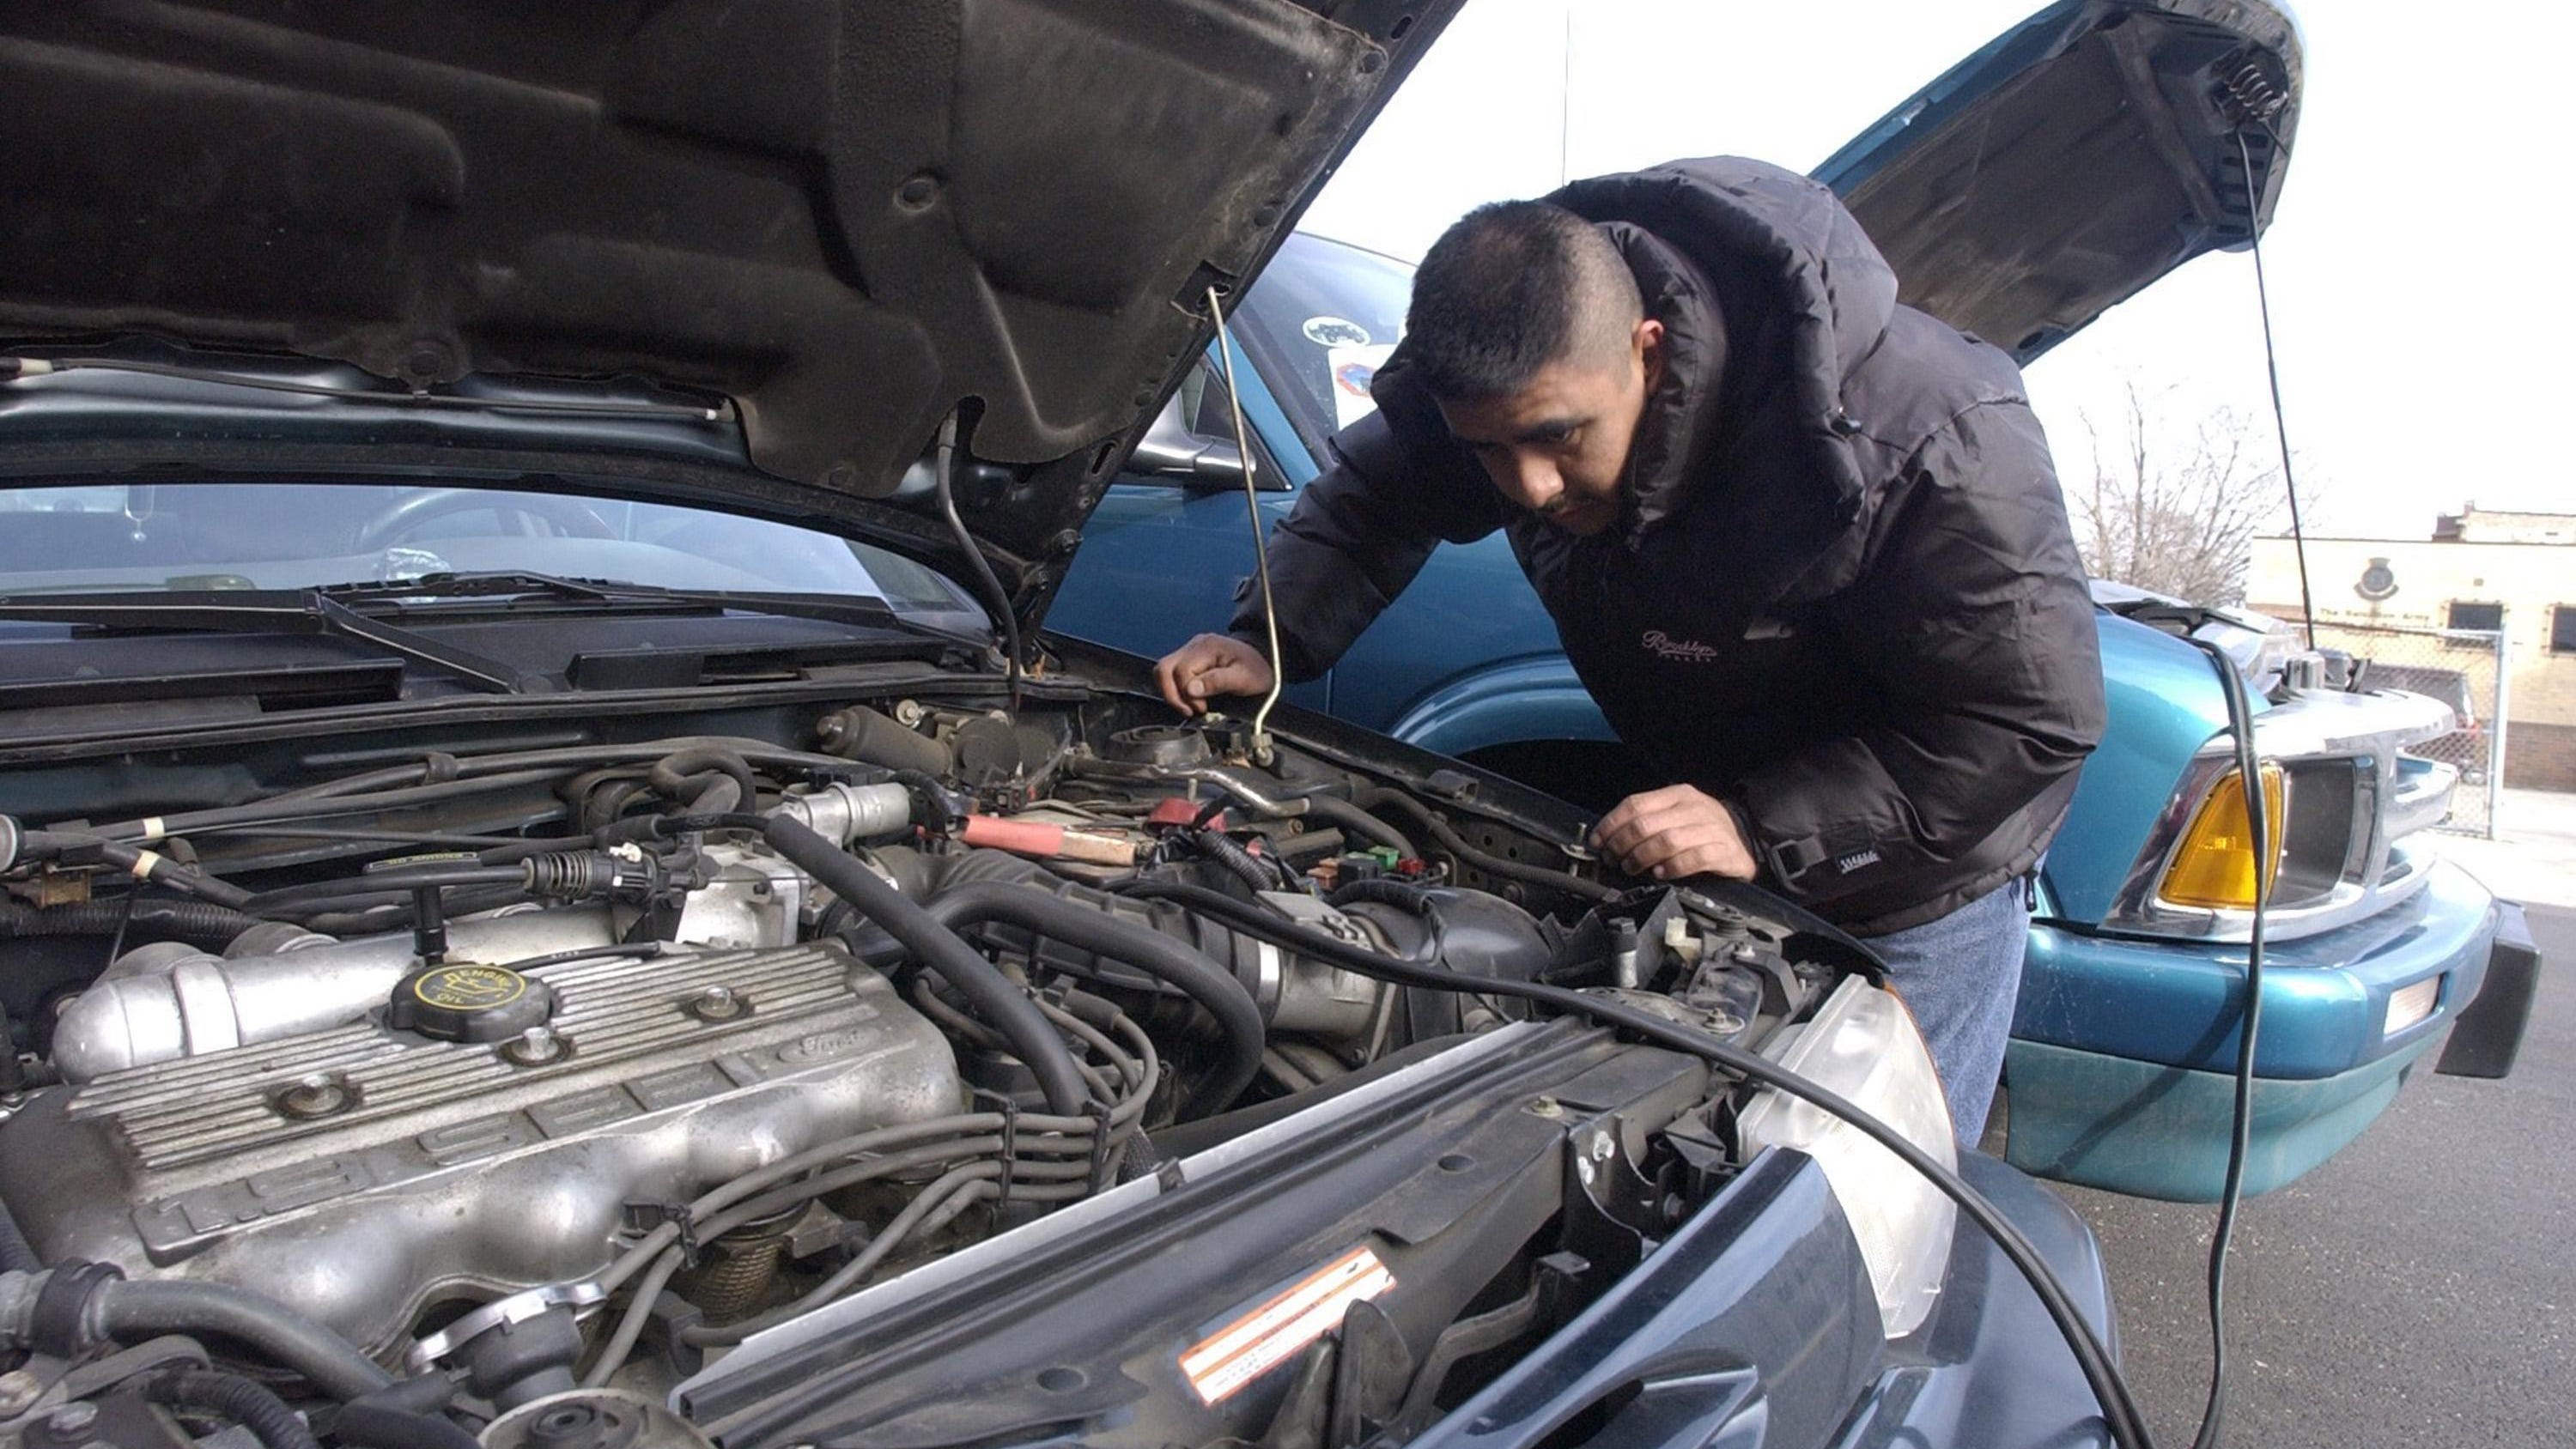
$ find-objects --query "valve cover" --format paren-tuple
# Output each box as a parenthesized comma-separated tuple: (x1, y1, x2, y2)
(0, 943, 963, 1356)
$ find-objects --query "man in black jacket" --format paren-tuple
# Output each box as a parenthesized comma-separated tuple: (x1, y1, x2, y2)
(1155, 158, 2105, 1142)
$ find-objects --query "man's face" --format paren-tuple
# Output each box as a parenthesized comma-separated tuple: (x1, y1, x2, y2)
(1435, 318, 1662, 537)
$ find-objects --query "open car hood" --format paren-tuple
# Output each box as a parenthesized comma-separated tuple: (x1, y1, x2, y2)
(0, 0, 2296, 635)
(1816, 0, 2302, 363)
(0, 1, 1456, 557)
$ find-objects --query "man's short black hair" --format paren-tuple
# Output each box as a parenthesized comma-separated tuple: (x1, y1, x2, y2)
(1405, 200, 1643, 401)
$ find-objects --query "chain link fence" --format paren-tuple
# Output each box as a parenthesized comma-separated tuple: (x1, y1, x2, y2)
(2305, 621, 2506, 837)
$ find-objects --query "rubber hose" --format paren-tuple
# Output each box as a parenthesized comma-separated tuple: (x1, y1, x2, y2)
(1352, 789, 1619, 904)
(98, 1280, 393, 1401)
(758, 816, 1087, 1115)
(0, 1195, 41, 1275)
(0, 900, 258, 949)
(0, 997, 21, 1097)
(142, 1370, 322, 1449)
(334, 1404, 484, 1449)
(1298, 795, 1416, 858)
(922, 880, 1263, 1118)
(648, 748, 758, 813)
(816, 706, 954, 777)
(1326, 877, 1438, 916)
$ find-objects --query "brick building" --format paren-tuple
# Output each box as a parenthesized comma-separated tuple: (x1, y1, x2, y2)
(2249, 506, 2576, 791)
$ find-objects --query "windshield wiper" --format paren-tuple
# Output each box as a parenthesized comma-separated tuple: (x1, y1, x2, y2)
(1, 356, 729, 422)
(0, 590, 532, 693)
(315, 573, 993, 652)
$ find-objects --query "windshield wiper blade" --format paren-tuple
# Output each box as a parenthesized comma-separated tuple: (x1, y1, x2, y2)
(319, 573, 987, 651)
(0, 590, 532, 693)
(2, 356, 730, 422)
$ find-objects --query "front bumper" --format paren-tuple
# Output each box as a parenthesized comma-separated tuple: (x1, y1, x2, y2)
(2008, 859, 2503, 1200)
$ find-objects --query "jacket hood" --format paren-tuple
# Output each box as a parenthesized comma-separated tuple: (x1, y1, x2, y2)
(0, 0, 1461, 601)
(1552, 158, 1900, 545)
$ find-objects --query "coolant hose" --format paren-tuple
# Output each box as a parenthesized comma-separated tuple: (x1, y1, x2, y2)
(647, 748, 758, 814)
(922, 880, 1263, 1118)
(97, 1279, 393, 1401)
(758, 816, 1089, 1115)
(142, 1370, 322, 1449)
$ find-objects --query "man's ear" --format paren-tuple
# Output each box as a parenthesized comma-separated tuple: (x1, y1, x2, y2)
(1634, 318, 1667, 390)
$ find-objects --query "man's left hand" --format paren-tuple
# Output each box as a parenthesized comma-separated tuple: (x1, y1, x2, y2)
(1591, 785, 1759, 882)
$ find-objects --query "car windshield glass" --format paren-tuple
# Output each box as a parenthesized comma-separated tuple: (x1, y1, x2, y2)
(0, 482, 973, 615)
(1230, 233, 1414, 458)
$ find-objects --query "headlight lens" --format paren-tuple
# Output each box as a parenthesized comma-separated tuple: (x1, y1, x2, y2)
(1734, 975, 1956, 1338)
(2161, 763, 2287, 909)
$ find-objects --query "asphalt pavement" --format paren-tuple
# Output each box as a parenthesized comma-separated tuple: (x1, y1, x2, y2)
(2061, 902, 2572, 1448)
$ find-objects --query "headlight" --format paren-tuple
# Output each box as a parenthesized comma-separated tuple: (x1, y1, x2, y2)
(1734, 975, 1956, 1338)
(2160, 763, 2287, 909)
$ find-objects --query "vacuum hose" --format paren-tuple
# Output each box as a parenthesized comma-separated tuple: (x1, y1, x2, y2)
(921, 881, 1262, 1117)
(757, 816, 1091, 1116)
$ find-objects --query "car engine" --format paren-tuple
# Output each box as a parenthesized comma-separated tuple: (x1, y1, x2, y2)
(0, 687, 1861, 1443)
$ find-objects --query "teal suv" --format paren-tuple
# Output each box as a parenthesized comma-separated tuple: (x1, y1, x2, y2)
(1053, 0, 2537, 1201)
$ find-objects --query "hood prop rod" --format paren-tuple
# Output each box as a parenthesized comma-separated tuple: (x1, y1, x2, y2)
(1204, 284, 1285, 764)
(933, 410, 1024, 712)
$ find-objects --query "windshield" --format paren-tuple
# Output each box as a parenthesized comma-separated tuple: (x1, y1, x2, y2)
(1231, 232, 1415, 458)
(0, 482, 972, 612)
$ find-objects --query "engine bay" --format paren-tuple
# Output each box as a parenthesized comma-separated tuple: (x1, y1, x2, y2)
(0, 682, 1874, 1446)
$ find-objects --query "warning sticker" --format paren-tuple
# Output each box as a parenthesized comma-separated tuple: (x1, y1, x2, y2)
(1179, 1246, 1396, 1405)
(1326, 343, 1396, 428)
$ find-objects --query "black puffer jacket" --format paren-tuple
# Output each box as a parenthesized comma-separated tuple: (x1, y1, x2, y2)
(1232, 158, 2105, 936)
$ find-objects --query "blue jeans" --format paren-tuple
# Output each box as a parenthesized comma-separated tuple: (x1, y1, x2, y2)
(1868, 881, 2028, 1145)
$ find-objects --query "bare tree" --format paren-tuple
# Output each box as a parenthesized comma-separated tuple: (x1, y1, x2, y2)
(2069, 383, 2311, 605)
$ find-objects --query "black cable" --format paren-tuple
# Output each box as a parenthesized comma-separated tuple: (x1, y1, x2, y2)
(242, 864, 526, 916)
(1193, 828, 1294, 895)
(1353, 788, 1620, 904)
(2237, 128, 2314, 652)
(1108, 878, 2155, 1449)
(141, 1370, 322, 1449)
(0, 899, 257, 949)
(2184, 637, 2270, 1449)
(1298, 794, 1417, 859)
(88, 841, 257, 910)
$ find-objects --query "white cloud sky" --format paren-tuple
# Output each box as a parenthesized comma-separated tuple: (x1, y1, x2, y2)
(1301, 0, 2576, 541)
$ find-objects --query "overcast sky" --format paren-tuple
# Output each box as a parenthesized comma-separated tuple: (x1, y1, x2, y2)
(1300, 0, 2573, 543)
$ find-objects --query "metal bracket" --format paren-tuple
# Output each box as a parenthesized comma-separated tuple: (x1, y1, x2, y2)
(404, 1280, 606, 1375)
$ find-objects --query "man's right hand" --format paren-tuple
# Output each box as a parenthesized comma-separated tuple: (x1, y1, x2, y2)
(1155, 634, 1277, 716)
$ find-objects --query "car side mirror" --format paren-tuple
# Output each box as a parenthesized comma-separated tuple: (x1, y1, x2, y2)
(1130, 396, 1249, 488)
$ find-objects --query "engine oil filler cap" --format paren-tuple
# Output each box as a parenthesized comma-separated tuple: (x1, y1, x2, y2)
(391, 963, 556, 1044)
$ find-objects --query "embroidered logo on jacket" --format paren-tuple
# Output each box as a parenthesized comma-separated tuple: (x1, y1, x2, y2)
(1835, 849, 1882, 875)
(1641, 629, 1721, 663)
